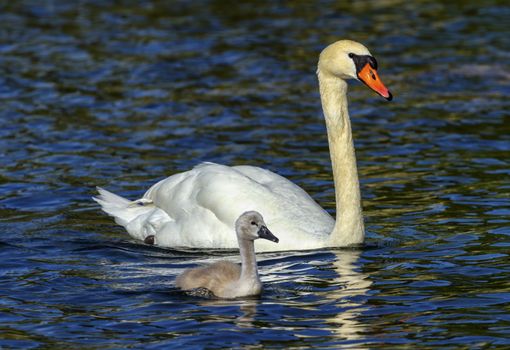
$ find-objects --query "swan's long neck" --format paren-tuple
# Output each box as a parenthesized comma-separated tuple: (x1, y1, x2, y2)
(238, 238, 259, 282)
(318, 70, 365, 246)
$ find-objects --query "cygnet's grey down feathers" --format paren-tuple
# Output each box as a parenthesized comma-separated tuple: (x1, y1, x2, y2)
(176, 261, 240, 293)
(175, 211, 278, 298)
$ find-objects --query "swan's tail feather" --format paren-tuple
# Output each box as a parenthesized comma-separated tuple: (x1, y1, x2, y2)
(93, 187, 150, 226)
(94, 187, 130, 205)
(93, 187, 172, 242)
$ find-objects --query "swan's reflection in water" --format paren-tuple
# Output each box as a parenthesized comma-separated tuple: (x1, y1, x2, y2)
(256, 248, 371, 344)
(327, 249, 371, 344)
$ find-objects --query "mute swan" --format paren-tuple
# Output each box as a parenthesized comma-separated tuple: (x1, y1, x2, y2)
(94, 39, 392, 252)
(175, 211, 278, 298)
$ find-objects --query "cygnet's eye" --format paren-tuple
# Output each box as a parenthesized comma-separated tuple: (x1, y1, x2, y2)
(348, 53, 354, 58)
(251, 221, 257, 226)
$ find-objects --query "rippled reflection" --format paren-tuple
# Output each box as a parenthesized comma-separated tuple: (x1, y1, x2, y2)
(328, 250, 371, 344)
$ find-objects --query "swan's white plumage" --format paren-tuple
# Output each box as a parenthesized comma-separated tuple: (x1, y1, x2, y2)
(95, 163, 333, 251)
(94, 39, 391, 252)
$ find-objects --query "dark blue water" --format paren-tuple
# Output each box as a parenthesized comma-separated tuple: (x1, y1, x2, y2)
(1, 1, 509, 348)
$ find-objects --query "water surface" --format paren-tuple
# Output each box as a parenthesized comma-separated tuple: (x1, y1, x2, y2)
(1, 1, 509, 348)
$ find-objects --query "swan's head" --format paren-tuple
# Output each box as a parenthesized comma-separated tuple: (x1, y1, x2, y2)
(236, 211, 279, 243)
(318, 39, 392, 101)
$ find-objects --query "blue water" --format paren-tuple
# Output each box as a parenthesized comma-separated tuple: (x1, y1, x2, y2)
(1, 1, 509, 348)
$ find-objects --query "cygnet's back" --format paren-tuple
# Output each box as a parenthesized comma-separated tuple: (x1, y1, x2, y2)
(176, 211, 278, 298)
(175, 261, 240, 296)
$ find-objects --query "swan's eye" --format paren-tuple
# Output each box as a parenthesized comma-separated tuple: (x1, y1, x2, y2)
(251, 221, 257, 226)
(348, 53, 354, 58)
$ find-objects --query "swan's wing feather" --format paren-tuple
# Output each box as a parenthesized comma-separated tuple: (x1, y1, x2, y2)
(233, 165, 327, 210)
(141, 164, 271, 247)
(233, 164, 334, 228)
(139, 163, 333, 250)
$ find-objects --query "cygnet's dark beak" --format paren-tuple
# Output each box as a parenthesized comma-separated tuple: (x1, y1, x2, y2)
(258, 225, 279, 243)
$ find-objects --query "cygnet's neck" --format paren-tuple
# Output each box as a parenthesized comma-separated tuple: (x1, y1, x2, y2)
(238, 238, 259, 282)
(317, 70, 365, 246)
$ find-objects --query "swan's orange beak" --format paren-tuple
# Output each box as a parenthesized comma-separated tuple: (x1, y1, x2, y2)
(357, 63, 392, 101)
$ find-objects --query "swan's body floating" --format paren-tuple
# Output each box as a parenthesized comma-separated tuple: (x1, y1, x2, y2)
(175, 211, 278, 298)
(94, 39, 392, 252)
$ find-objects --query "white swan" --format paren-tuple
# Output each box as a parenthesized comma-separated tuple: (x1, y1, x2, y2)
(94, 39, 392, 252)
(175, 211, 278, 298)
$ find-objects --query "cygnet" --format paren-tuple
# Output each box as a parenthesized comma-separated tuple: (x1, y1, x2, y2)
(175, 211, 278, 298)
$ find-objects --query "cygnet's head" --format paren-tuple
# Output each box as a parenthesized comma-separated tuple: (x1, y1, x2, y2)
(235, 211, 279, 243)
(318, 39, 392, 101)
